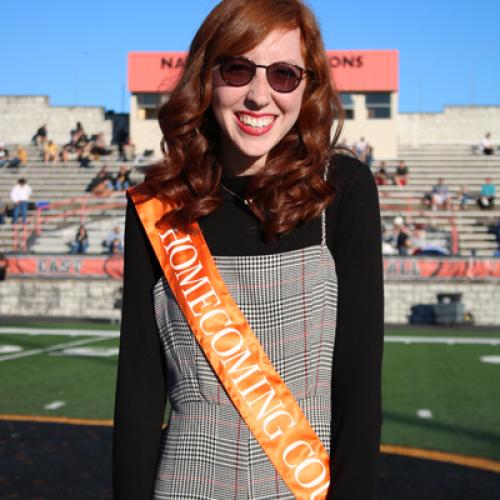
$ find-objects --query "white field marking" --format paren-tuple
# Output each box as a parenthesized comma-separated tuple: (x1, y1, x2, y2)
(44, 401, 66, 410)
(385, 336, 500, 346)
(50, 347, 119, 358)
(0, 327, 119, 338)
(0, 345, 23, 354)
(480, 355, 500, 365)
(417, 409, 433, 419)
(0, 336, 112, 362)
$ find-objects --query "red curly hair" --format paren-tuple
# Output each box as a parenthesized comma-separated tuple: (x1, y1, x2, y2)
(142, 0, 344, 239)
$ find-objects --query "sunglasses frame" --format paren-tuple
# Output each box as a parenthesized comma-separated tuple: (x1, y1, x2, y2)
(218, 56, 314, 93)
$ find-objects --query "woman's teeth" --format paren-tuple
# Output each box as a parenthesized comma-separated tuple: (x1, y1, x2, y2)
(238, 114, 274, 128)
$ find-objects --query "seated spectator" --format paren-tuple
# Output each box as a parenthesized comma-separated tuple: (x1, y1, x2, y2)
(393, 160, 409, 186)
(44, 140, 59, 163)
(0, 142, 9, 168)
(71, 122, 89, 146)
(113, 164, 134, 191)
(430, 178, 451, 210)
(68, 225, 89, 254)
(78, 143, 93, 168)
(103, 226, 124, 255)
(5, 146, 28, 169)
(32, 124, 48, 147)
(90, 133, 112, 157)
(374, 161, 389, 186)
(381, 224, 397, 255)
(86, 167, 114, 196)
(456, 184, 475, 210)
(480, 132, 494, 155)
(477, 178, 496, 209)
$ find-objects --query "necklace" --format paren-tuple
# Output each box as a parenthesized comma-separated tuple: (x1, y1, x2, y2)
(220, 182, 254, 206)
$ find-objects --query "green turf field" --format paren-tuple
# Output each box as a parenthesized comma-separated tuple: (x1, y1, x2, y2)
(1, 322, 500, 461)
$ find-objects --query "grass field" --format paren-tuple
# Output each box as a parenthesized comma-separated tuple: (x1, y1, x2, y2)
(1, 321, 500, 462)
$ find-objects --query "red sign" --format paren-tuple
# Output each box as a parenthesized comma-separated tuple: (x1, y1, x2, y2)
(6, 256, 124, 279)
(128, 50, 399, 93)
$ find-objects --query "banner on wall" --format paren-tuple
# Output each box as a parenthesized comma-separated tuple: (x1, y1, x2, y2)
(3, 256, 500, 280)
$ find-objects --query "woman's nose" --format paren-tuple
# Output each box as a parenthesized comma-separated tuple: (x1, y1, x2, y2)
(244, 68, 271, 108)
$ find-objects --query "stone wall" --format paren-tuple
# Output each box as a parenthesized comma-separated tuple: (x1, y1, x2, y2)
(0, 278, 122, 321)
(1, 277, 499, 326)
(398, 106, 500, 147)
(0, 95, 113, 145)
(384, 280, 500, 325)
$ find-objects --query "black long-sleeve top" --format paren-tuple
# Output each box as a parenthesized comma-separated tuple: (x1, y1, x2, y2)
(113, 154, 384, 499)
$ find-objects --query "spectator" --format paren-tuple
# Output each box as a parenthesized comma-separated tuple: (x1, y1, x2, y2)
(10, 178, 32, 225)
(103, 225, 124, 255)
(86, 167, 114, 196)
(381, 224, 397, 255)
(90, 133, 112, 157)
(117, 130, 134, 161)
(78, 143, 93, 168)
(477, 178, 496, 209)
(0, 142, 9, 168)
(113, 164, 134, 191)
(456, 185, 475, 210)
(6, 145, 28, 169)
(32, 124, 48, 147)
(431, 178, 451, 210)
(393, 216, 412, 256)
(69, 225, 89, 254)
(374, 161, 389, 186)
(354, 136, 369, 162)
(44, 140, 59, 163)
(71, 122, 89, 147)
(480, 132, 494, 155)
(393, 160, 409, 186)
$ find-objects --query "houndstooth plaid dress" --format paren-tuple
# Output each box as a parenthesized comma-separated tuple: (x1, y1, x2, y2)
(151, 214, 337, 499)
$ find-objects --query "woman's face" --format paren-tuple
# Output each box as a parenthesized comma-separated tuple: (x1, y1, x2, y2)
(211, 28, 306, 175)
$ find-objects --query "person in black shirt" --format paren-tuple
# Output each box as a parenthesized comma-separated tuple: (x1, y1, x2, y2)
(113, 1, 383, 498)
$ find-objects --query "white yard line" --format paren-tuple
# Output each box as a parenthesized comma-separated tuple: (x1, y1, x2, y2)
(385, 336, 500, 345)
(0, 327, 119, 338)
(0, 336, 113, 362)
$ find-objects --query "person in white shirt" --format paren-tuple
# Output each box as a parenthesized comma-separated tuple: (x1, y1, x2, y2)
(10, 178, 32, 225)
(480, 132, 494, 155)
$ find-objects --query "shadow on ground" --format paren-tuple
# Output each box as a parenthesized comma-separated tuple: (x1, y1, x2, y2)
(1, 420, 499, 499)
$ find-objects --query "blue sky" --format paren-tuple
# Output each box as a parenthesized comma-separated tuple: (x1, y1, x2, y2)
(2, 0, 498, 113)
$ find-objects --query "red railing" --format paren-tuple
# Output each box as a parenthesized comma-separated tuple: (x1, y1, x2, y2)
(9, 193, 127, 253)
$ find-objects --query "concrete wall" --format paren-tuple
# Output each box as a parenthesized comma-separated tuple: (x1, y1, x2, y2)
(0, 279, 121, 321)
(385, 280, 500, 326)
(1, 277, 500, 326)
(398, 106, 500, 147)
(341, 92, 399, 160)
(0, 95, 113, 146)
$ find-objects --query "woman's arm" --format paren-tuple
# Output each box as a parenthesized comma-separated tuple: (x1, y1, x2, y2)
(113, 196, 167, 499)
(327, 157, 384, 499)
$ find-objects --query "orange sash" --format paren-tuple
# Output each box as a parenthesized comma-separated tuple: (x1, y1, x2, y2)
(129, 186, 331, 499)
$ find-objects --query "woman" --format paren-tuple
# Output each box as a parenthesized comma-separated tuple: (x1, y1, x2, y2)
(113, 1, 383, 499)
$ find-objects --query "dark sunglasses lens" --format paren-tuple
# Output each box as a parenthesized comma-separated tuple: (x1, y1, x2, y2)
(268, 63, 301, 92)
(220, 59, 254, 86)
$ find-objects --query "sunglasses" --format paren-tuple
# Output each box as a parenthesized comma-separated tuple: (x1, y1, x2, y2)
(218, 56, 313, 93)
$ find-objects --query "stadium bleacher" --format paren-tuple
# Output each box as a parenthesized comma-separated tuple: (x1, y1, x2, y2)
(1, 142, 499, 256)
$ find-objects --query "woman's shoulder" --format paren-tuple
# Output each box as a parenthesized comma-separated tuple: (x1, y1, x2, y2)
(327, 151, 374, 191)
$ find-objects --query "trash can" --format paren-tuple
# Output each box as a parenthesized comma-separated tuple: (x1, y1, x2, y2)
(435, 293, 464, 325)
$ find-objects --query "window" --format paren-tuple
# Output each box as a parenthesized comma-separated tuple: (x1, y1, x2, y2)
(136, 93, 165, 120)
(366, 93, 391, 119)
(340, 93, 354, 120)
